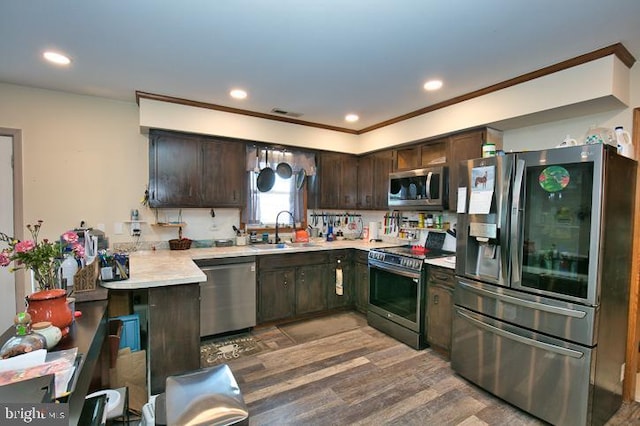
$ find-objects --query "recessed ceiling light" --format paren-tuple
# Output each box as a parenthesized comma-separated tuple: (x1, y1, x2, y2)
(423, 79, 443, 91)
(230, 89, 247, 99)
(43, 51, 71, 65)
(345, 114, 359, 123)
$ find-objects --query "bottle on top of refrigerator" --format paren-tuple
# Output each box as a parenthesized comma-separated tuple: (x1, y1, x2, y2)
(615, 126, 634, 159)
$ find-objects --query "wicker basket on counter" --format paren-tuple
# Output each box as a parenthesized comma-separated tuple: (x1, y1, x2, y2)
(169, 238, 192, 250)
(168, 225, 192, 250)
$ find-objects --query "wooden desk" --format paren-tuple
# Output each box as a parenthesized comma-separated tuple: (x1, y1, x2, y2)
(0, 300, 108, 426)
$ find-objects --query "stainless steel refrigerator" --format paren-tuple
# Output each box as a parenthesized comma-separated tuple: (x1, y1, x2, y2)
(452, 144, 636, 426)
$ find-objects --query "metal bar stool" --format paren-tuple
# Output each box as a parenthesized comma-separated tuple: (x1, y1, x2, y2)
(153, 363, 249, 426)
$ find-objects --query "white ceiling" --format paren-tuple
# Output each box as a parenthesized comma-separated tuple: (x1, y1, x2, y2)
(2, 1, 640, 131)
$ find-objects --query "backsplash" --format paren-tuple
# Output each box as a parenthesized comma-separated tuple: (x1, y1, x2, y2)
(110, 207, 456, 251)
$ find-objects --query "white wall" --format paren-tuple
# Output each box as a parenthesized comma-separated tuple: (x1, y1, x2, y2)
(503, 63, 639, 152)
(0, 83, 150, 244)
(140, 55, 631, 155)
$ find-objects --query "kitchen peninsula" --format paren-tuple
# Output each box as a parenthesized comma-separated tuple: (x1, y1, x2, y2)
(101, 239, 403, 394)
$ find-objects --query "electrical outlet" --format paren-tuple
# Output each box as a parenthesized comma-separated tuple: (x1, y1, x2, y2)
(131, 221, 141, 237)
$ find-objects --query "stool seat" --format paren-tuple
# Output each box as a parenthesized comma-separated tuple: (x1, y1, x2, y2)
(155, 364, 248, 426)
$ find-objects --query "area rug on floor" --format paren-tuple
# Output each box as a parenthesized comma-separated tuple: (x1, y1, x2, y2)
(278, 311, 367, 344)
(200, 333, 268, 367)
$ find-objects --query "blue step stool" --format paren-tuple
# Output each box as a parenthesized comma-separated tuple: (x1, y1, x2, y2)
(112, 314, 141, 352)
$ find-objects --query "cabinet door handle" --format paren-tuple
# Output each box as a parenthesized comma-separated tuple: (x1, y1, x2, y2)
(433, 294, 439, 304)
(433, 273, 451, 281)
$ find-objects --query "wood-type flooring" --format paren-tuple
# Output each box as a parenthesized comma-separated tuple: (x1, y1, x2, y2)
(222, 312, 640, 426)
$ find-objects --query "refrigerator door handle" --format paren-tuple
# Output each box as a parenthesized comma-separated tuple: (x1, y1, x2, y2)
(458, 280, 587, 318)
(457, 308, 585, 359)
(510, 159, 526, 282)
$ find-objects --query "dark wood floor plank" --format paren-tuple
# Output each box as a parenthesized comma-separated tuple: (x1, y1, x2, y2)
(245, 356, 370, 404)
(216, 312, 640, 426)
(248, 387, 345, 426)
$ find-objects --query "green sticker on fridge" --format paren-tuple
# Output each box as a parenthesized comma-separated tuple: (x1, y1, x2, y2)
(538, 166, 570, 192)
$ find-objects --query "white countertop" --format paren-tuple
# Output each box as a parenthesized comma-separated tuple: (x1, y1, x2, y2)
(100, 239, 401, 290)
(425, 256, 456, 270)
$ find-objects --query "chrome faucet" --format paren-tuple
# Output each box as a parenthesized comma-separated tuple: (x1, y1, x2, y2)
(275, 210, 295, 244)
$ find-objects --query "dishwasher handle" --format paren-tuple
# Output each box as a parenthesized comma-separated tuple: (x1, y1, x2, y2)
(199, 262, 256, 273)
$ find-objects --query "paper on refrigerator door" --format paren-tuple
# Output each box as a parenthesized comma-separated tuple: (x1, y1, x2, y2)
(457, 187, 467, 213)
(469, 165, 495, 214)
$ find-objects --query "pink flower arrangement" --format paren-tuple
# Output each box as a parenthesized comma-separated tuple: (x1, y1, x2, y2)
(0, 220, 83, 291)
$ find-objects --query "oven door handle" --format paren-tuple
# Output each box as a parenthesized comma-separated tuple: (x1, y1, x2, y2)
(456, 309, 584, 359)
(369, 261, 421, 280)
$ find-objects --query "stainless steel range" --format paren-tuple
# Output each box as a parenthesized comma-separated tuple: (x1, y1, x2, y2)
(368, 233, 452, 349)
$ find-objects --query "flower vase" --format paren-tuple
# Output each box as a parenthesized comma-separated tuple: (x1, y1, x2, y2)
(30, 264, 61, 293)
(26, 289, 73, 337)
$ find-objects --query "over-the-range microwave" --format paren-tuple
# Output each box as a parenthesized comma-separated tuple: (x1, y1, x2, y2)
(388, 166, 448, 210)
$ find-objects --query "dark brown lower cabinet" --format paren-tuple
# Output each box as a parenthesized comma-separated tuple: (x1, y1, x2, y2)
(258, 253, 330, 323)
(148, 283, 200, 395)
(257, 268, 296, 323)
(296, 264, 328, 315)
(258, 251, 364, 323)
(327, 250, 353, 309)
(353, 250, 369, 314)
(425, 266, 455, 357)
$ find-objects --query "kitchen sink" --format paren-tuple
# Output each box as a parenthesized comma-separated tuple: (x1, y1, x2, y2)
(249, 242, 319, 251)
(249, 244, 284, 250)
(286, 242, 319, 248)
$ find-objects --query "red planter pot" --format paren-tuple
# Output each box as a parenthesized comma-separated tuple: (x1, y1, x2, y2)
(26, 289, 73, 337)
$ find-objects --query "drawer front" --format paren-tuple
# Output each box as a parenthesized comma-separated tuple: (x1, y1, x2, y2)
(452, 306, 592, 426)
(428, 265, 454, 288)
(259, 252, 329, 269)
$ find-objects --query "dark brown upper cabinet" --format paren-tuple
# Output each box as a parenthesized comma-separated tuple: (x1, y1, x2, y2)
(391, 127, 503, 210)
(446, 128, 502, 210)
(357, 150, 393, 210)
(309, 152, 358, 210)
(149, 129, 245, 208)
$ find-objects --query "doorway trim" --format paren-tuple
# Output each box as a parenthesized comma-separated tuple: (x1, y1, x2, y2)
(623, 107, 640, 401)
(0, 128, 25, 311)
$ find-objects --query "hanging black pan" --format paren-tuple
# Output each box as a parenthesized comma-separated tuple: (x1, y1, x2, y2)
(257, 149, 275, 192)
(276, 150, 293, 179)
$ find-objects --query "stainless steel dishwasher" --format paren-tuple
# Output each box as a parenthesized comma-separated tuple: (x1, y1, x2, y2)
(195, 257, 256, 337)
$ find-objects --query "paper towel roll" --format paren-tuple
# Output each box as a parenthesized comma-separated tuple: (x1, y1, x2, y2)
(335, 268, 343, 296)
(369, 222, 379, 240)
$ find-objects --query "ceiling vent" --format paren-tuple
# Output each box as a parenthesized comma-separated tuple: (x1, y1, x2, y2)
(271, 108, 303, 118)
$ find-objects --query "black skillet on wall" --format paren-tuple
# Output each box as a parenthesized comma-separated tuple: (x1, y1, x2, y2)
(276, 150, 293, 179)
(257, 149, 276, 192)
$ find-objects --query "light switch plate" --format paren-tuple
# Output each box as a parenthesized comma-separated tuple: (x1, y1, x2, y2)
(114, 222, 123, 235)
